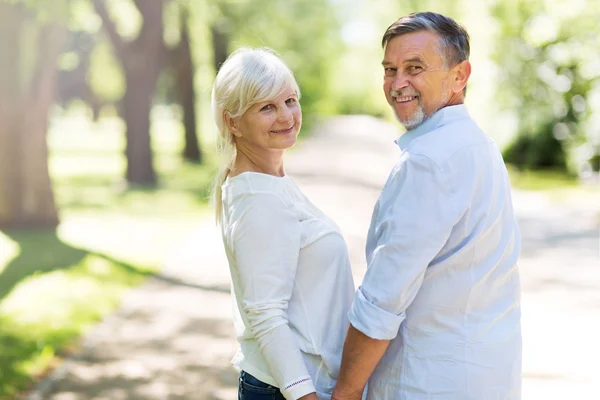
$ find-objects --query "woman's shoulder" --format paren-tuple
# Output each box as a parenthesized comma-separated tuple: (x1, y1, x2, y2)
(222, 174, 293, 218)
(222, 182, 301, 240)
(222, 172, 294, 202)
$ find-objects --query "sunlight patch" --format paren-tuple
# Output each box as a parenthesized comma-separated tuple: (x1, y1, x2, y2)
(0, 232, 19, 274)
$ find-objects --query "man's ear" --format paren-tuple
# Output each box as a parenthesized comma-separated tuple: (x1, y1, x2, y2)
(224, 111, 242, 138)
(451, 60, 471, 94)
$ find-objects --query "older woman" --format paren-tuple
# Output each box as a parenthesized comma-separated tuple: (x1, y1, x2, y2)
(211, 47, 355, 400)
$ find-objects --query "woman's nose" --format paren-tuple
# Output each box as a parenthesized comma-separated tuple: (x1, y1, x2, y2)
(277, 105, 293, 122)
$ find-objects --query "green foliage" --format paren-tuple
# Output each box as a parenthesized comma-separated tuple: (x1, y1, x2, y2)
(502, 121, 568, 171)
(492, 0, 600, 172)
(210, 0, 345, 123)
(104, 0, 142, 41)
(68, 0, 102, 33)
(590, 154, 600, 172)
(163, 0, 183, 48)
(2, 0, 70, 23)
(88, 39, 125, 102)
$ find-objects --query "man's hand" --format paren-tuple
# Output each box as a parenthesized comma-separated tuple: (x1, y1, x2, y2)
(331, 386, 363, 400)
(332, 325, 390, 400)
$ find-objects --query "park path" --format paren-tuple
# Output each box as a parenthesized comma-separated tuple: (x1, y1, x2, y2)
(33, 116, 599, 400)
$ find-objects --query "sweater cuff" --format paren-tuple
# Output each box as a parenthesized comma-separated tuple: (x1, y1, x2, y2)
(282, 376, 315, 400)
(348, 287, 405, 340)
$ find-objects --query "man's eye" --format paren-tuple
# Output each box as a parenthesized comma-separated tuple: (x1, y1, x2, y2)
(384, 68, 397, 77)
(408, 66, 422, 73)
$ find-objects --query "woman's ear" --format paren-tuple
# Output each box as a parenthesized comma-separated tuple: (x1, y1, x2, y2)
(224, 111, 242, 138)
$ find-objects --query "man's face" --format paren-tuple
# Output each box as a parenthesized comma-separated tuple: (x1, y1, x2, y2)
(382, 31, 459, 130)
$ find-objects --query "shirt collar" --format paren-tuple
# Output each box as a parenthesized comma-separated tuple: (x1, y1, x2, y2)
(395, 104, 470, 150)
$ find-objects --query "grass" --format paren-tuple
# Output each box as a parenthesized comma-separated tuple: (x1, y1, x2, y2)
(507, 165, 579, 191)
(506, 164, 600, 205)
(0, 105, 218, 399)
(0, 245, 150, 398)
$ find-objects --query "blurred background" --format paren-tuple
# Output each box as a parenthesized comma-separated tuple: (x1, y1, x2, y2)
(0, 0, 599, 398)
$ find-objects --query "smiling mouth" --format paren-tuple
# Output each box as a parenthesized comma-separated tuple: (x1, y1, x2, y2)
(394, 95, 418, 103)
(271, 125, 294, 134)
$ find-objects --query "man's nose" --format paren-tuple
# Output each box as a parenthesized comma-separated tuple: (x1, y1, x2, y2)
(392, 73, 409, 91)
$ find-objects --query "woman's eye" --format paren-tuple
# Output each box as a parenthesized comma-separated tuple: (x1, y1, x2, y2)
(285, 98, 297, 105)
(260, 104, 273, 111)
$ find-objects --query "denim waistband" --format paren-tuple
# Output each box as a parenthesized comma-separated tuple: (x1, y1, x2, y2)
(241, 371, 276, 389)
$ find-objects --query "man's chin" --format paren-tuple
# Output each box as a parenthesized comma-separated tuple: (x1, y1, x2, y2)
(392, 104, 427, 130)
(396, 114, 426, 130)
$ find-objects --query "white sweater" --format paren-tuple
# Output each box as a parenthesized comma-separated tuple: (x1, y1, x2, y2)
(221, 172, 355, 400)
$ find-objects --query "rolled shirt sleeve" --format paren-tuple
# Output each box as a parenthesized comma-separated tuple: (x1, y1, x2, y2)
(349, 152, 462, 340)
(232, 193, 315, 399)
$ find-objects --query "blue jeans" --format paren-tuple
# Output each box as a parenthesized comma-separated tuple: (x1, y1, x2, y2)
(238, 371, 285, 400)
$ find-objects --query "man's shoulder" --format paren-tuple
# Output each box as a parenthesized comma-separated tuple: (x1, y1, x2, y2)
(408, 117, 493, 167)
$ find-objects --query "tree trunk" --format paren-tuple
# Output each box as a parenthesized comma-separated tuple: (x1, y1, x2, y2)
(175, 11, 201, 163)
(93, 0, 167, 186)
(0, 4, 61, 229)
(211, 19, 230, 73)
(122, 70, 157, 184)
(0, 4, 22, 228)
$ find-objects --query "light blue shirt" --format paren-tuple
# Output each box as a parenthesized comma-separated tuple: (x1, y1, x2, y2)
(349, 105, 522, 399)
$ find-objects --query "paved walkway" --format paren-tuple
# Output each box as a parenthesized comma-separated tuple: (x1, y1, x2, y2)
(34, 116, 599, 399)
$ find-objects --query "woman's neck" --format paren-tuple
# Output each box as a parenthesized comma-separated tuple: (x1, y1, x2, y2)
(230, 146, 285, 177)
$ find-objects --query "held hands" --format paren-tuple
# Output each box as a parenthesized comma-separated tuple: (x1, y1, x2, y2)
(331, 381, 365, 400)
(296, 388, 361, 400)
(331, 388, 363, 400)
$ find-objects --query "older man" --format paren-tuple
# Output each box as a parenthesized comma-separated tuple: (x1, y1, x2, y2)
(333, 12, 522, 400)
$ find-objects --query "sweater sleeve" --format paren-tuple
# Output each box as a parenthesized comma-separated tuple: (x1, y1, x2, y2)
(232, 193, 316, 399)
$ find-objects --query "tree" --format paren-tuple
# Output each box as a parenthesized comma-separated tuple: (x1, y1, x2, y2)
(170, 4, 201, 163)
(492, 0, 600, 172)
(56, 30, 108, 121)
(209, 0, 344, 123)
(0, 2, 65, 229)
(92, 0, 169, 185)
(210, 11, 230, 73)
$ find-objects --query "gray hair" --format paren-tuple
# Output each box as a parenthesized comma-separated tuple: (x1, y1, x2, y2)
(210, 47, 300, 224)
(382, 12, 470, 70)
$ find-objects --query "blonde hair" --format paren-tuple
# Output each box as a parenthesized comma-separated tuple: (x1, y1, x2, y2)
(211, 47, 300, 224)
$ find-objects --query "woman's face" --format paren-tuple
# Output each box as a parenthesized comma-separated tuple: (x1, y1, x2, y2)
(232, 84, 302, 154)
